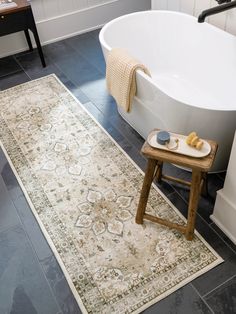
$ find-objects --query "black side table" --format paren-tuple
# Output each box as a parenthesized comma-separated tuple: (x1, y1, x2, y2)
(0, 0, 46, 67)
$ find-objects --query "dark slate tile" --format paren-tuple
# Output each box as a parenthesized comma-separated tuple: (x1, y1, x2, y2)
(192, 251, 236, 297)
(79, 76, 118, 116)
(89, 28, 102, 40)
(0, 56, 22, 77)
(0, 225, 60, 314)
(40, 255, 81, 314)
(217, 171, 226, 181)
(167, 191, 189, 219)
(58, 77, 90, 104)
(15, 51, 62, 80)
(110, 113, 145, 151)
(1, 155, 17, 189)
(0, 148, 54, 260)
(0, 70, 30, 90)
(195, 216, 235, 260)
(205, 276, 236, 314)
(154, 180, 175, 196)
(163, 163, 192, 182)
(10, 285, 38, 314)
(163, 164, 224, 224)
(13, 49, 35, 59)
(11, 194, 53, 262)
(211, 223, 236, 254)
(66, 31, 101, 52)
(143, 284, 212, 314)
(66, 32, 106, 74)
(1, 152, 24, 201)
(82, 100, 117, 131)
(0, 175, 21, 232)
(42, 39, 77, 61)
(53, 51, 102, 86)
(120, 142, 146, 170)
(0, 148, 7, 169)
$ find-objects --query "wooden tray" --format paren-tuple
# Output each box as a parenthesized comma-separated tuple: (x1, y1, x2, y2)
(147, 131, 211, 158)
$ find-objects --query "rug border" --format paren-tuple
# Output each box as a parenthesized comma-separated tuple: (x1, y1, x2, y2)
(0, 74, 224, 314)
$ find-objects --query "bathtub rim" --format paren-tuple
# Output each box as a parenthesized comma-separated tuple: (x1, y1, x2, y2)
(99, 10, 236, 112)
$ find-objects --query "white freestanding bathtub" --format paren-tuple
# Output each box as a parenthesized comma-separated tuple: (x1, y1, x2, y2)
(99, 10, 236, 172)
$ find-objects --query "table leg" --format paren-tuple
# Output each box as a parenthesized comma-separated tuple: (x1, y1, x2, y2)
(185, 170, 202, 240)
(24, 29, 33, 51)
(32, 28, 46, 67)
(136, 158, 157, 224)
(29, 10, 46, 68)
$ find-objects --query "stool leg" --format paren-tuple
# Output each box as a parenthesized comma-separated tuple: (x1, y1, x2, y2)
(136, 159, 157, 224)
(185, 170, 202, 240)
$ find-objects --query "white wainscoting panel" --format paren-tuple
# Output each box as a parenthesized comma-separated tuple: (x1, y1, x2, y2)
(0, 0, 151, 57)
(180, 0, 194, 14)
(167, 0, 180, 11)
(152, 0, 236, 35)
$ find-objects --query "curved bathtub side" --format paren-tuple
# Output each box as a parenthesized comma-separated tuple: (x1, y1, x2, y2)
(99, 11, 236, 172)
(118, 71, 236, 172)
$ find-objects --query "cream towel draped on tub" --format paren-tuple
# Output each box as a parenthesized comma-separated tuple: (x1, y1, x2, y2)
(106, 48, 151, 113)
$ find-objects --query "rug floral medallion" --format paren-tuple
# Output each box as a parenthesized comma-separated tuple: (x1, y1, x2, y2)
(0, 75, 223, 313)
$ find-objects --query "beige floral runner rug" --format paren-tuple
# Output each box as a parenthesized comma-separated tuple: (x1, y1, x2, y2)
(0, 74, 223, 314)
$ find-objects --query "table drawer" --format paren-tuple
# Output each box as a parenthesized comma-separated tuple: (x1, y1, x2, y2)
(0, 11, 29, 36)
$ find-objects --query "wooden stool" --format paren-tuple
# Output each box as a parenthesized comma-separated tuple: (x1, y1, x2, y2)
(136, 130, 218, 241)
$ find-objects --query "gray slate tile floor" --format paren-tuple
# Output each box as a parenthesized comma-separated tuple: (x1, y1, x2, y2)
(0, 29, 235, 313)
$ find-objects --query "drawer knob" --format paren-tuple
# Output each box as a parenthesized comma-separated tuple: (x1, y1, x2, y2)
(1, 16, 5, 19)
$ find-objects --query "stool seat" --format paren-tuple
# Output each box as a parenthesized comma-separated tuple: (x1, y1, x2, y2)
(136, 129, 218, 241)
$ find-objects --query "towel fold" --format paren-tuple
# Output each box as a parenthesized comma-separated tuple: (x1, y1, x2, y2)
(106, 48, 151, 113)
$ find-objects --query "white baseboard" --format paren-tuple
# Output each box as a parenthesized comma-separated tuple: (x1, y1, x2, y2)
(211, 190, 236, 244)
(0, 0, 151, 58)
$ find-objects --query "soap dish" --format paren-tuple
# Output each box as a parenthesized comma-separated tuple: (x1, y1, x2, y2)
(147, 130, 211, 158)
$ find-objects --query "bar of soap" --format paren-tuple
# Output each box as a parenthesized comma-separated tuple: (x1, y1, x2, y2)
(156, 131, 170, 145)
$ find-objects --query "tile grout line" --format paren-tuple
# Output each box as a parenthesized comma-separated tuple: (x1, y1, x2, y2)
(170, 185, 236, 254)
(10, 194, 68, 313)
(216, 173, 225, 182)
(1, 171, 67, 312)
(0, 183, 64, 313)
(65, 35, 105, 76)
(209, 223, 236, 255)
(202, 273, 236, 299)
(190, 283, 215, 314)
(13, 55, 32, 81)
(164, 190, 177, 198)
(0, 69, 22, 79)
(1, 154, 79, 312)
(0, 220, 23, 237)
(199, 214, 236, 255)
